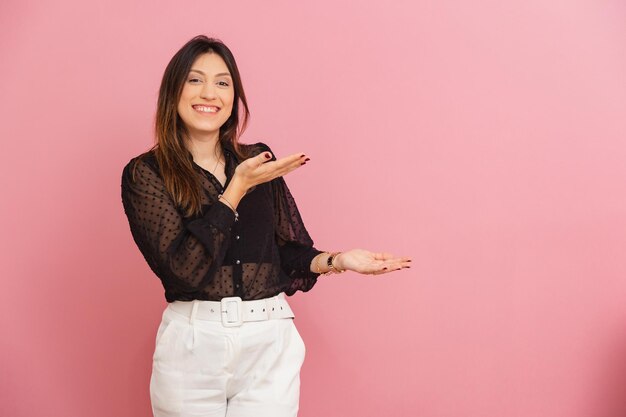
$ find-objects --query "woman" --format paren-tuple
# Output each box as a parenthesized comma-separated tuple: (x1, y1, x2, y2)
(121, 35, 411, 417)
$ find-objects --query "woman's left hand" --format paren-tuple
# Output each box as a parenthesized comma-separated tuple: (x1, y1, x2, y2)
(334, 249, 411, 276)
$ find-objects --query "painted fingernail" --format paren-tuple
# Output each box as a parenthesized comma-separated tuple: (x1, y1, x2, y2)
(304, 158, 310, 162)
(383, 267, 388, 270)
(300, 154, 305, 157)
(301, 162, 307, 165)
(264, 152, 271, 159)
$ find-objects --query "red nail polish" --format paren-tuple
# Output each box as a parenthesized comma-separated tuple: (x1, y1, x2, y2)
(265, 153, 271, 159)
(304, 158, 310, 162)
(300, 154, 305, 157)
(301, 162, 306, 165)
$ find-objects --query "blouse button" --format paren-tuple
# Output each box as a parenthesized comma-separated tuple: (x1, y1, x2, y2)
(235, 235, 240, 240)
(235, 260, 241, 265)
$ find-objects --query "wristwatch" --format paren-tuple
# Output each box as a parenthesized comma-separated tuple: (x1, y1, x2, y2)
(326, 252, 345, 274)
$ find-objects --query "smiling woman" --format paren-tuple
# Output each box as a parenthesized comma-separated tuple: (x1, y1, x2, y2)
(177, 54, 235, 145)
(120, 34, 410, 417)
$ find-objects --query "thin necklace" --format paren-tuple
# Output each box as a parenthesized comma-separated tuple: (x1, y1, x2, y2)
(210, 155, 223, 175)
(204, 143, 223, 173)
(209, 149, 225, 188)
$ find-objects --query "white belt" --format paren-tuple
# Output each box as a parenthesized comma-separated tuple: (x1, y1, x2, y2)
(168, 293, 294, 327)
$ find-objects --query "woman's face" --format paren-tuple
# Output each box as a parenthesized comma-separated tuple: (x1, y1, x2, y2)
(177, 52, 234, 141)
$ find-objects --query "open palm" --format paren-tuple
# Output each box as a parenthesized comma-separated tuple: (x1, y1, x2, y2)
(337, 249, 411, 275)
(235, 151, 307, 189)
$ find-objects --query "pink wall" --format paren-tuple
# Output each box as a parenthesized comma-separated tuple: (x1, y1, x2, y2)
(2, 1, 625, 416)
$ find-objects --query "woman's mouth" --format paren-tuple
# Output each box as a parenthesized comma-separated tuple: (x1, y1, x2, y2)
(192, 105, 220, 114)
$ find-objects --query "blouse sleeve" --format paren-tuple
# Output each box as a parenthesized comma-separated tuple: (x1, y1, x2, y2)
(259, 142, 325, 293)
(120, 156, 236, 294)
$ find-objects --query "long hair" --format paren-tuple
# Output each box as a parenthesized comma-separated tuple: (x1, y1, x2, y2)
(132, 35, 251, 218)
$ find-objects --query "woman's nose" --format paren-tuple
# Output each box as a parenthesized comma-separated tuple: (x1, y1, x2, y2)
(200, 82, 218, 99)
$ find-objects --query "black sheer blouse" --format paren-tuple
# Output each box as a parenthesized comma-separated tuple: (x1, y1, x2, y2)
(121, 141, 324, 302)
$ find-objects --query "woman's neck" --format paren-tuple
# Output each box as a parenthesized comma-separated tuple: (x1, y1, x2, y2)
(185, 133, 223, 164)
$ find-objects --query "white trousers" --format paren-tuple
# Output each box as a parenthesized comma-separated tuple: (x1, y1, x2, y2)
(149, 299, 306, 417)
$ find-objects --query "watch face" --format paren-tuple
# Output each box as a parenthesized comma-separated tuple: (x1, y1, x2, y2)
(327, 253, 336, 269)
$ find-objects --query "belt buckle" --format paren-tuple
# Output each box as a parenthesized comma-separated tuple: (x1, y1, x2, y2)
(220, 296, 243, 327)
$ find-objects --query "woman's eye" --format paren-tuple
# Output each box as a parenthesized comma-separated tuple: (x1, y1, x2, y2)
(218, 81, 230, 87)
(188, 78, 202, 83)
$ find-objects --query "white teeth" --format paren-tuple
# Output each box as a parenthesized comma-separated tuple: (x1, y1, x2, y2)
(194, 106, 218, 113)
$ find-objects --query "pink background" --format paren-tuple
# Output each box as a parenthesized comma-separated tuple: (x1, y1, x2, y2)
(2, 1, 625, 416)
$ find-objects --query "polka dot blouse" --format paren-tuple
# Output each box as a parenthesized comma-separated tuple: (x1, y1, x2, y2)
(121, 141, 324, 302)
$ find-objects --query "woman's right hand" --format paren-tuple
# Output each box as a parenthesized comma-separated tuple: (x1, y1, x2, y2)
(233, 151, 309, 191)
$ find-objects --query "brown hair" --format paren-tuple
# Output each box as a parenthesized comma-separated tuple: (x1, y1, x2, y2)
(132, 35, 252, 218)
